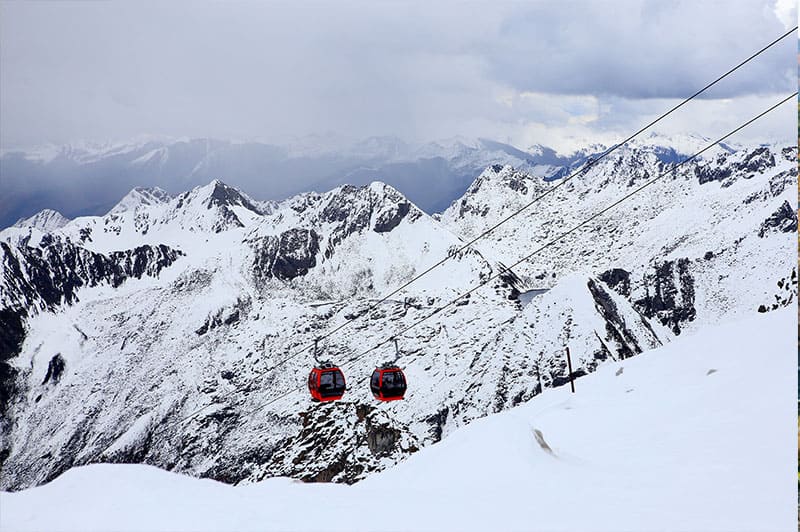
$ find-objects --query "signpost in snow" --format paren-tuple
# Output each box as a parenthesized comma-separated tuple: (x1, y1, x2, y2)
(566, 346, 575, 393)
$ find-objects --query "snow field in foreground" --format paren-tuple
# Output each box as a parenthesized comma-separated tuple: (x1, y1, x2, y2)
(2, 308, 796, 532)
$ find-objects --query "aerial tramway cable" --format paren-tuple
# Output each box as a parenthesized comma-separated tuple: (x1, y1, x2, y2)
(244, 26, 796, 379)
(165, 28, 795, 430)
(222, 90, 797, 422)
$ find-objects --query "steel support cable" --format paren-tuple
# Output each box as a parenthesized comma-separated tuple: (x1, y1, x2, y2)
(211, 91, 796, 424)
(239, 27, 797, 381)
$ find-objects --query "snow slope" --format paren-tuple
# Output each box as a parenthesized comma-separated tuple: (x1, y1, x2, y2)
(2, 308, 794, 532)
(13, 209, 71, 232)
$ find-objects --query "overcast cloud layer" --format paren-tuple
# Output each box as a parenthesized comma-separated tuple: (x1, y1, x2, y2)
(1, 0, 796, 153)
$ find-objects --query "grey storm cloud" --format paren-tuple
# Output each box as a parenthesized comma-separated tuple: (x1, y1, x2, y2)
(480, 1, 795, 99)
(0, 0, 795, 150)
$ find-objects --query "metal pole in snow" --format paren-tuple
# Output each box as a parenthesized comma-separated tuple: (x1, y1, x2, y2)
(566, 346, 575, 393)
(535, 360, 543, 395)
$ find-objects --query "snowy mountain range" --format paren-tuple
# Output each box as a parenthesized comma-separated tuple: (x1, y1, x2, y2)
(0, 135, 604, 229)
(1, 132, 755, 230)
(0, 137, 795, 492)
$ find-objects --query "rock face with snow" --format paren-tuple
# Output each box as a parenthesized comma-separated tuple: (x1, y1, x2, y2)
(0, 137, 795, 491)
(3, 309, 794, 532)
(441, 140, 798, 334)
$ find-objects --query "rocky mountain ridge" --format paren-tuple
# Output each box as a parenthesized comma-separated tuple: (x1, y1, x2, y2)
(0, 139, 795, 490)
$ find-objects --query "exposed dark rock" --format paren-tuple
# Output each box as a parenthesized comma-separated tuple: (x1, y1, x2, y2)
(199, 444, 275, 486)
(0, 448, 10, 470)
(211, 206, 244, 233)
(0, 361, 19, 418)
(768, 171, 794, 198)
(110, 245, 184, 279)
(273, 228, 319, 280)
(320, 185, 359, 223)
(0, 309, 26, 363)
(78, 227, 92, 243)
(495, 263, 523, 301)
(100, 427, 154, 466)
(41, 354, 65, 385)
(425, 406, 450, 441)
(0, 238, 183, 416)
(694, 164, 732, 184)
(758, 200, 797, 238)
(318, 186, 411, 258)
(0, 239, 182, 478)
(374, 202, 410, 233)
(223, 309, 240, 326)
(504, 173, 529, 194)
(599, 268, 631, 297)
(634, 259, 696, 335)
(306, 458, 348, 483)
(1, 240, 182, 313)
(252, 228, 320, 282)
(365, 424, 400, 457)
(261, 402, 418, 485)
(458, 198, 490, 218)
(735, 146, 775, 175)
(37, 412, 100, 488)
(206, 181, 258, 213)
(756, 268, 797, 313)
(588, 279, 646, 359)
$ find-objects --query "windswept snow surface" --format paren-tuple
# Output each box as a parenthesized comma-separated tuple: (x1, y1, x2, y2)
(2, 308, 794, 532)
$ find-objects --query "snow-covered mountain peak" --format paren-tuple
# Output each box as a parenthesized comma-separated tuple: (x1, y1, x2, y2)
(148, 179, 267, 235)
(293, 181, 424, 229)
(201, 180, 260, 212)
(108, 187, 171, 216)
(470, 163, 534, 192)
(12, 209, 70, 232)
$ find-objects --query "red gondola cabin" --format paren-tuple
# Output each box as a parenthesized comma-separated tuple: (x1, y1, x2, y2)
(308, 363, 346, 402)
(370, 365, 407, 401)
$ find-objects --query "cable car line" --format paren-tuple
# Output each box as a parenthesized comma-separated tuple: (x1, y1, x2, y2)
(94, 31, 798, 455)
(346, 92, 798, 359)
(228, 26, 796, 389)
(173, 26, 796, 428)
(198, 91, 795, 425)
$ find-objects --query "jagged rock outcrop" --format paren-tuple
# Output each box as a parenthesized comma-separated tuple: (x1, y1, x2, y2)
(632, 259, 696, 335)
(758, 200, 797, 237)
(252, 229, 321, 282)
(1, 239, 182, 312)
(600, 260, 696, 336)
(248, 402, 420, 484)
(442, 142, 796, 339)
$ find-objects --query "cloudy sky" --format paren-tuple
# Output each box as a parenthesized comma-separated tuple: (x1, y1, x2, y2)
(1, 0, 796, 153)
